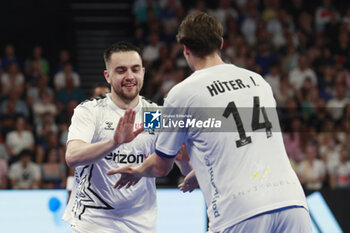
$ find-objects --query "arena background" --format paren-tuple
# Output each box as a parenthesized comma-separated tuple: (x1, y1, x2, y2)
(0, 0, 349, 232)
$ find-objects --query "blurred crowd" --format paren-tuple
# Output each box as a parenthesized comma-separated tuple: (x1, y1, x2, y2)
(0, 0, 349, 192)
(0, 43, 86, 189)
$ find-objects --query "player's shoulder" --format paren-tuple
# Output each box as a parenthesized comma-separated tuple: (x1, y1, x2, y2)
(141, 96, 158, 107)
(78, 94, 108, 109)
(233, 64, 264, 80)
(166, 76, 193, 98)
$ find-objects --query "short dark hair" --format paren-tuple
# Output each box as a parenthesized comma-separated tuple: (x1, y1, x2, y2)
(19, 149, 32, 158)
(176, 12, 223, 58)
(103, 41, 142, 68)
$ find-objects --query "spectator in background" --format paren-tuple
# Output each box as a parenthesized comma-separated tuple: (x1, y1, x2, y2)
(264, 61, 280, 91)
(1, 87, 29, 119)
(56, 100, 78, 147)
(1, 44, 19, 70)
(152, 79, 176, 105)
(343, 8, 350, 31)
(36, 131, 63, 164)
(26, 75, 54, 108)
(319, 133, 341, 173)
(255, 41, 279, 76)
(338, 103, 350, 133)
(91, 82, 110, 98)
(296, 77, 314, 104)
(300, 86, 320, 119)
(326, 84, 350, 121)
(8, 149, 41, 189)
(32, 90, 57, 124)
(308, 98, 333, 132)
(40, 147, 66, 189)
(315, 0, 333, 31)
(1, 61, 25, 96)
(52, 49, 72, 75)
(0, 133, 10, 161)
(324, 8, 341, 44)
(142, 32, 163, 66)
(333, 31, 350, 68)
(296, 11, 313, 49)
(53, 62, 80, 91)
(35, 112, 58, 145)
(5, 116, 35, 164)
(190, 0, 208, 13)
(329, 147, 350, 190)
(24, 46, 50, 75)
(149, 44, 170, 71)
(0, 158, 8, 189)
(266, 9, 290, 49)
(241, 1, 259, 45)
(55, 76, 85, 110)
(289, 54, 317, 90)
(133, 0, 160, 23)
(212, 0, 238, 33)
(317, 63, 336, 96)
(297, 144, 326, 193)
(146, 58, 177, 99)
(0, 101, 18, 139)
(231, 41, 250, 68)
(159, 0, 181, 9)
(283, 118, 304, 163)
(25, 60, 45, 88)
(222, 18, 241, 61)
(56, 99, 77, 128)
(160, 0, 179, 33)
(282, 45, 299, 72)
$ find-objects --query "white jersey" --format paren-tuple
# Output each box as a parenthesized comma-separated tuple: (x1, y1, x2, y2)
(62, 94, 158, 233)
(155, 64, 308, 232)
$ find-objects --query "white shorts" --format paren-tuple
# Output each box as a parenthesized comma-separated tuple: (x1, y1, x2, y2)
(215, 206, 312, 233)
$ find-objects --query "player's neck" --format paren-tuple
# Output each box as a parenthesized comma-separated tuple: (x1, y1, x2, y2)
(110, 93, 139, 110)
(192, 53, 224, 71)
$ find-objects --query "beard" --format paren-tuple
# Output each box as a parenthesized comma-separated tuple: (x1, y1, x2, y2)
(114, 83, 142, 101)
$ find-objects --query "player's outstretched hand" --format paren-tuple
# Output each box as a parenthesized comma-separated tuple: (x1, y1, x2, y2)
(178, 170, 199, 193)
(107, 165, 141, 189)
(114, 109, 143, 146)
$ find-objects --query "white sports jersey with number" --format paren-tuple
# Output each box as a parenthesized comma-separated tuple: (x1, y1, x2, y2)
(62, 94, 158, 233)
(155, 64, 308, 232)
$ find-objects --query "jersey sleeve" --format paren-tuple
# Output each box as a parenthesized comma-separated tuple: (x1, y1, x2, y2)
(67, 104, 96, 143)
(155, 92, 188, 158)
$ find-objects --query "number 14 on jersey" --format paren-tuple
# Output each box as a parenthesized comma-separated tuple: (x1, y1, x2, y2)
(223, 96, 273, 148)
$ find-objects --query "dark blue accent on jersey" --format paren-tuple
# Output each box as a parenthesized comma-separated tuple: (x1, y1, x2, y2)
(155, 149, 177, 158)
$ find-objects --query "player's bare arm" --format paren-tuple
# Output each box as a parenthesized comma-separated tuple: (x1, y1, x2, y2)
(174, 144, 193, 176)
(65, 109, 143, 167)
(174, 144, 199, 191)
(107, 152, 175, 189)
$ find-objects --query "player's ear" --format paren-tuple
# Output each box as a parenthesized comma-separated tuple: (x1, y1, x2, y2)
(220, 37, 224, 50)
(183, 45, 190, 56)
(104, 70, 111, 84)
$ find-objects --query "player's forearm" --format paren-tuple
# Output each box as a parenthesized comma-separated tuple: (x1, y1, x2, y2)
(175, 159, 192, 176)
(65, 139, 118, 167)
(137, 152, 175, 177)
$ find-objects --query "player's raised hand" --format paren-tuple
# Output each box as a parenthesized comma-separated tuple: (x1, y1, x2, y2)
(114, 109, 143, 146)
(107, 165, 141, 189)
(178, 170, 199, 193)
